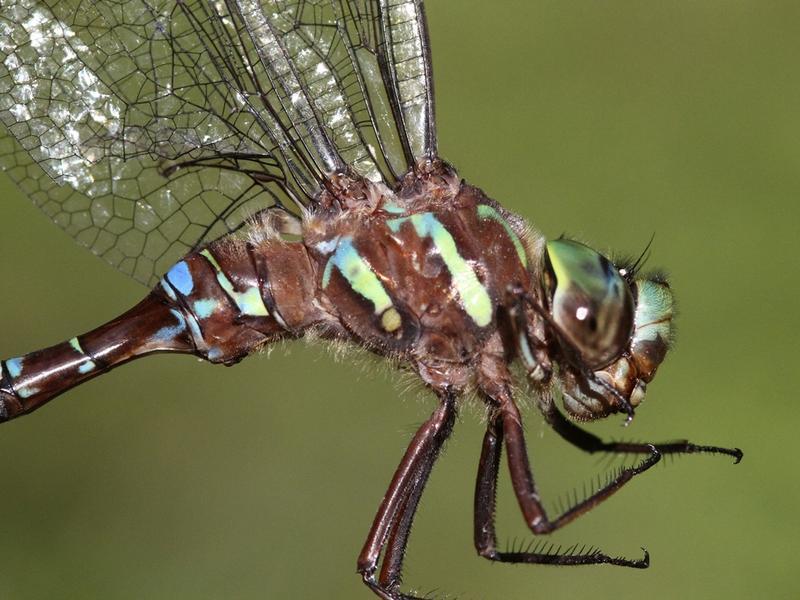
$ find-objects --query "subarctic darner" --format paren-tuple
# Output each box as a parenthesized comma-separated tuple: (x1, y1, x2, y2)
(0, 1, 742, 599)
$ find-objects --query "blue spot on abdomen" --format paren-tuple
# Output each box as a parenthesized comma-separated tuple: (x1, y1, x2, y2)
(193, 298, 219, 319)
(154, 309, 188, 343)
(5, 357, 23, 379)
(166, 261, 194, 296)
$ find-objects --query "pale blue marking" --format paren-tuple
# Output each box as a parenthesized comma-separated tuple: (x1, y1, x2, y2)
(17, 386, 39, 399)
(315, 236, 340, 255)
(387, 217, 407, 233)
(207, 347, 223, 362)
(193, 298, 219, 319)
(166, 261, 194, 296)
(78, 363, 95, 375)
(69, 337, 97, 374)
(159, 279, 178, 301)
(153, 309, 187, 342)
(4, 357, 39, 399)
(183, 311, 204, 345)
(6, 357, 23, 379)
(383, 201, 406, 214)
(411, 213, 437, 236)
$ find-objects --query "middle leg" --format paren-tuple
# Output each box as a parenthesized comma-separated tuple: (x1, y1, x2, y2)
(474, 404, 651, 567)
(475, 386, 661, 568)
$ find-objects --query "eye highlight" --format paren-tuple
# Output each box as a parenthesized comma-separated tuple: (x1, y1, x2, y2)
(545, 239, 635, 369)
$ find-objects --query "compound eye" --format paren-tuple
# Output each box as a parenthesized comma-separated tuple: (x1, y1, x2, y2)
(545, 239, 634, 369)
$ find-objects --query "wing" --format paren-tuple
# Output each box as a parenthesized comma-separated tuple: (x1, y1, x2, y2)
(0, 0, 436, 285)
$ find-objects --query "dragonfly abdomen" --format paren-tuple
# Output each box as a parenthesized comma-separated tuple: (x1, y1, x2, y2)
(0, 294, 196, 421)
(160, 236, 328, 363)
(0, 237, 322, 422)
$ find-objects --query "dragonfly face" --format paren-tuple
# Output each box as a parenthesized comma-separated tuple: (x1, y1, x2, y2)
(0, 1, 741, 598)
(525, 238, 675, 421)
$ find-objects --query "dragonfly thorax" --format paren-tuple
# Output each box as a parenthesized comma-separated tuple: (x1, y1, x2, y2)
(307, 164, 535, 392)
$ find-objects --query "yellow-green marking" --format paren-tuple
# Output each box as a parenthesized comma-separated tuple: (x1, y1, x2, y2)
(200, 249, 269, 317)
(323, 237, 394, 319)
(389, 213, 493, 328)
(477, 204, 528, 267)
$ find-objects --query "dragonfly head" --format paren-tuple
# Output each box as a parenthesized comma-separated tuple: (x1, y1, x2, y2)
(524, 239, 675, 421)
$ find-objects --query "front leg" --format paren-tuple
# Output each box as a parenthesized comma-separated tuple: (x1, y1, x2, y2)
(541, 399, 743, 463)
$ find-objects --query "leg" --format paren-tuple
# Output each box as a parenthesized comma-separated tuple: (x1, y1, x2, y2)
(501, 395, 660, 533)
(541, 400, 743, 463)
(358, 391, 457, 599)
(474, 408, 650, 568)
(377, 460, 432, 592)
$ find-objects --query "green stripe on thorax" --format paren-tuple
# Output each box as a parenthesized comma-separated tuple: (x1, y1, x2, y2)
(322, 238, 398, 332)
(388, 212, 493, 327)
(476, 204, 528, 267)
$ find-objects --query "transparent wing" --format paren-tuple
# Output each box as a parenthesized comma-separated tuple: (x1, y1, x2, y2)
(335, 0, 437, 174)
(0, 0, 436, 286)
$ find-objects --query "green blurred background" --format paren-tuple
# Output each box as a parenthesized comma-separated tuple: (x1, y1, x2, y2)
(0, 2, 795, 598)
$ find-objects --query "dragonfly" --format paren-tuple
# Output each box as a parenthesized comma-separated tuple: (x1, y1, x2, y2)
(0, 1, 742, 598)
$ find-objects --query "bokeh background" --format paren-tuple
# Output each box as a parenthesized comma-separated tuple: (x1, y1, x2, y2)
(0, 2, 795, 599)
